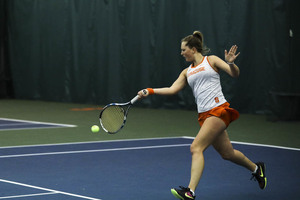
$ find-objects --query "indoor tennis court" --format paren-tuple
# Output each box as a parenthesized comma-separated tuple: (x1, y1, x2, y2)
(1, 0, 299, 200)
(0, 137, 299, 200)
(0, 100, 300, 199)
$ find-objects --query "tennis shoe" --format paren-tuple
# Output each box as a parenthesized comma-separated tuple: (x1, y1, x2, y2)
(251, 162, 267, 189)
(171, 186, 195, 200)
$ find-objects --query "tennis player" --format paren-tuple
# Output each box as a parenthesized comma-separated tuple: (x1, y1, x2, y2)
(138, 31, 267, 200)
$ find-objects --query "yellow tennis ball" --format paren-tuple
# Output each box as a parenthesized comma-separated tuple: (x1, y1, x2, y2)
(91, 125, 100, 133)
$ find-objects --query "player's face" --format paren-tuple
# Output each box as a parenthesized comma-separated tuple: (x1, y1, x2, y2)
(181, 42, 194, 62)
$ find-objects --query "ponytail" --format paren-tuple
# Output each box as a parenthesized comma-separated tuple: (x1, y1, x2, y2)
(182, 30, 210, 55)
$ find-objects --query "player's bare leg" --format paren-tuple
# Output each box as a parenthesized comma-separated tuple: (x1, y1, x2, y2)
(212, 130, 256, 171)
(213, 130, 267, 189)
(188, 116, 227, 191)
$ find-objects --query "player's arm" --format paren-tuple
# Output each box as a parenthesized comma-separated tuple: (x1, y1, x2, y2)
(208, 45, 240, 78)
(138, 68, 188, 97)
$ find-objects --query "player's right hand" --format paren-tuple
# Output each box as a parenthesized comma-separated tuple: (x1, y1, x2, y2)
(138, 89, 149, 98)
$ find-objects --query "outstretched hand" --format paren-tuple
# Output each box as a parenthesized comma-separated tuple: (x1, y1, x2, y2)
(225, 45, 240, 63)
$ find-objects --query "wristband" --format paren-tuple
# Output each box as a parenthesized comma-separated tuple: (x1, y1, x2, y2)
(146, 88, 155, 95)
(227, 62, 234, 65)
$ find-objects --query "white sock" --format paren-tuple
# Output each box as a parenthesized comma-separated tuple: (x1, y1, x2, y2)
(252, 165, 258, 174)
(189, 189, 195, 196)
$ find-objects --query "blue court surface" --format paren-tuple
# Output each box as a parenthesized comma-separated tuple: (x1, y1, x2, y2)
(0, 118, 76, 131)
(0, 137, 299, 200)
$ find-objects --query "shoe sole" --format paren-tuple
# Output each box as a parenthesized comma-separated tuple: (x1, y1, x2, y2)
(261, 163, 267, 189)
(171, 189, 185, 200)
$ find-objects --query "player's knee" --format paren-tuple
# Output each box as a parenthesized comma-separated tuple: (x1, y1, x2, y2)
(190, 143, 204, 155)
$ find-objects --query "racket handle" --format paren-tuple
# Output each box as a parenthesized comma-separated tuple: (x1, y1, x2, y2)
(130, 95, 140, 104)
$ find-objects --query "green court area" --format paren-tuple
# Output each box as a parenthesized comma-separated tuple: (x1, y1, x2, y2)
(0, 99, 299, 149)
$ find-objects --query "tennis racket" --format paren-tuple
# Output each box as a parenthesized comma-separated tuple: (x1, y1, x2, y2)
(99, 92, 144, 134)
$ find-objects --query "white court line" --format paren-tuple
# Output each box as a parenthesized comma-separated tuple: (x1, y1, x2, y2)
(0, 123, 34, 127)
(0, 136, 185, 149)
(0, 136, 298, 152)
(0, 117, 77, 130)
(231, 141, 300, 151)
(0, 126, 76, 132)
(0, 179, 101, 200)
(0, 192, 57, 199)
(1, 136, 299, 151)
(0, 143, 191, 158)
(182, 136, 300, 151)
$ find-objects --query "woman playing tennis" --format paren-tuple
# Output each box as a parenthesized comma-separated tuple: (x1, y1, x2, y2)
(138, 31, 267, 200)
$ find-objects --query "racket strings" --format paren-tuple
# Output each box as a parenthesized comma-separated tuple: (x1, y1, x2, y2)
(100, 106, 126, 133)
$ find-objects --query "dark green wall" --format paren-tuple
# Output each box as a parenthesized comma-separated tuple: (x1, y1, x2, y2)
(5, 0, 299, 114)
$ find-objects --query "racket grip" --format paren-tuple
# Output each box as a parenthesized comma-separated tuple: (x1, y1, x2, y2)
(130, 95, 140, 104)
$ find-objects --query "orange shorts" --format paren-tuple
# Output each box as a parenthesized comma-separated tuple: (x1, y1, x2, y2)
(197, 102, 239, 127)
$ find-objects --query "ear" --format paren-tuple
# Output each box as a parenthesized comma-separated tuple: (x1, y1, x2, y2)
(192, 47, 197, 53)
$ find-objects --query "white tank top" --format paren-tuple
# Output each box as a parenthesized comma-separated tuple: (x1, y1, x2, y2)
(187, 56, 227, 113)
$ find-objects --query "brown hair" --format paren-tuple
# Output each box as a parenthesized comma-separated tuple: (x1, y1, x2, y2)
(181, 31, 210, 55)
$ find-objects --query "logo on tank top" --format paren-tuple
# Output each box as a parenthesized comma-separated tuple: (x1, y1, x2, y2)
(187, 67, 205, 77)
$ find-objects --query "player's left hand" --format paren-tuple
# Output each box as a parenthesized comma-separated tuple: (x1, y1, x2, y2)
(225, 45, 240, 63)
